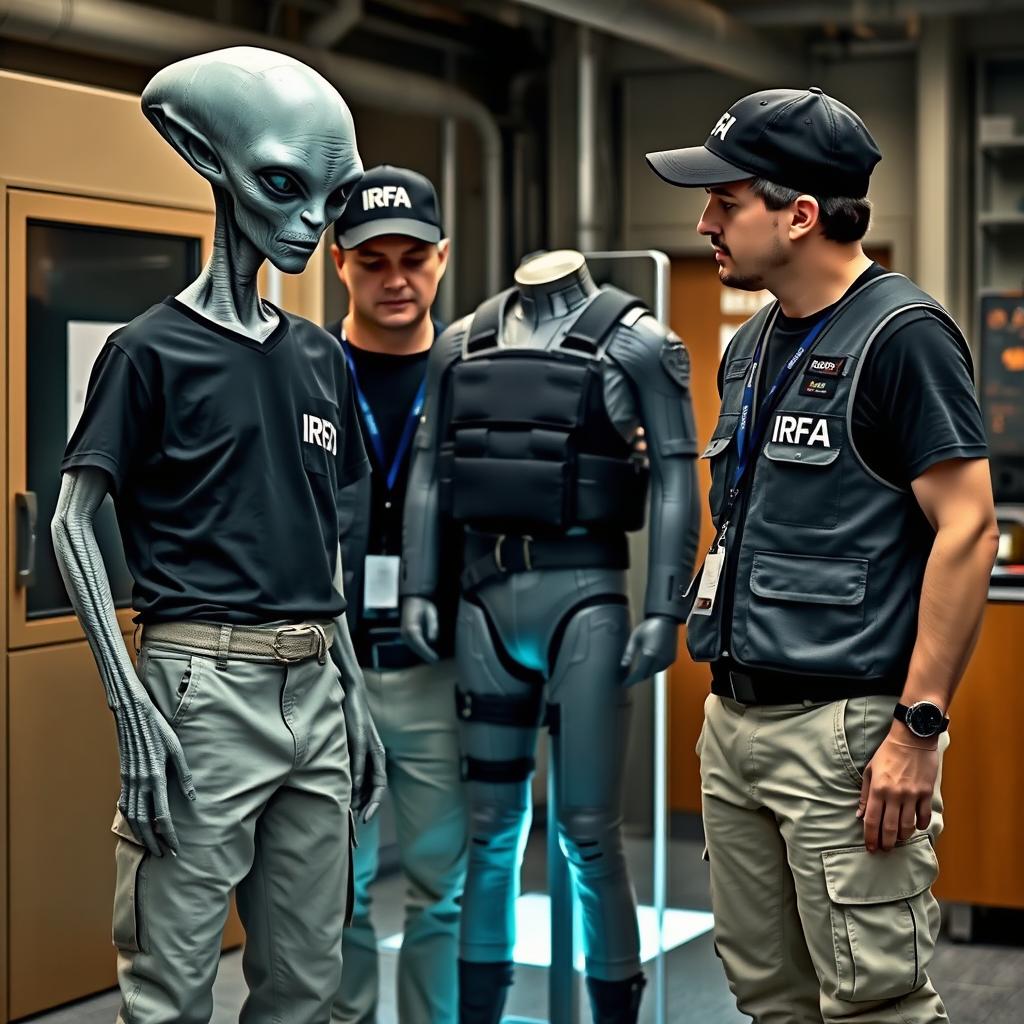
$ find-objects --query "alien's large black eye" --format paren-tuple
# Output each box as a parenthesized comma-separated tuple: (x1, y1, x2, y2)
(260, 170, 301, 199)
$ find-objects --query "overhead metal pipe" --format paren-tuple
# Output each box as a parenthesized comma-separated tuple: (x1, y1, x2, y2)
(509, 0, 806, 85)
(737, 0, 1024, 27)
(0, 0, 504, 292)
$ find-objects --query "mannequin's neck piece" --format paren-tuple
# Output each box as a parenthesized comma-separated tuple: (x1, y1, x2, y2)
(514, 252, 597, 328)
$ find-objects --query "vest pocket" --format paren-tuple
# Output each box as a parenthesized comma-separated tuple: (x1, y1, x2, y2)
(822, 835, 939, 1002)
(762, 438, 842, 529)
(741, 552, 869, 674)
(699, 415, 738, 522)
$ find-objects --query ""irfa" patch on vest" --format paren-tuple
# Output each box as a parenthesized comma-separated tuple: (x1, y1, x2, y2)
(770, 413, 832, 447)
(804, 355, 846, 377)
(800, 377, 836, 399)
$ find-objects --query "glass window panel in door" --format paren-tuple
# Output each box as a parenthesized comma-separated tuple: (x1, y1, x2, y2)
(25, 220, 200, 619)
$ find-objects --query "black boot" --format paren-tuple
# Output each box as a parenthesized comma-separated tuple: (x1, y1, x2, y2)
(585, 972, 647, 1024)
(458, 959, 514, 1024)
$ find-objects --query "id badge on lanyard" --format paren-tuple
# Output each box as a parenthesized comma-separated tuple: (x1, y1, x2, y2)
(364, 554, 400, 611)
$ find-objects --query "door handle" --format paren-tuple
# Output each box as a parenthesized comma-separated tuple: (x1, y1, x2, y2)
(15, 491, 38, 588)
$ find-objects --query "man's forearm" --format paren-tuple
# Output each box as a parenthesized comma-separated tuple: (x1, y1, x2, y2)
(901, 519, 999, 710)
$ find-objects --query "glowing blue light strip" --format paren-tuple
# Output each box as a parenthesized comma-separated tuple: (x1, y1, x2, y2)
(379, 893, 713, 970)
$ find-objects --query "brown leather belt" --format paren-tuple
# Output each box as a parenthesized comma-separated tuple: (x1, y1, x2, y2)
(141, 620, 334, 666)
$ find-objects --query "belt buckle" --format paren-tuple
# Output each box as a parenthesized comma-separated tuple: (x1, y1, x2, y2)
(493, 534, 508, 573)
(493, 534, 533, 574)
(273, 623, 328, 664)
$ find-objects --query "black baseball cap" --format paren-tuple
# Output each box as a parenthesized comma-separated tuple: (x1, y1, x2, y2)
(646, 87, 881, 199)
(335, 164, 444, 248)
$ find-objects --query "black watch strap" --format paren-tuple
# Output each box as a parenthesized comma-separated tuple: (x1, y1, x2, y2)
(894, 701, 950, 738)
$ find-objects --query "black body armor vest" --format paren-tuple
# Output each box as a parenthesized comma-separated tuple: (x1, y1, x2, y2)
(687, 273, 973, 684)
(439, 286, 651, 536)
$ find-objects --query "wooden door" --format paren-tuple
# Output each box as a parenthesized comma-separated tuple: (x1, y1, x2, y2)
(666, 256, 738, 812)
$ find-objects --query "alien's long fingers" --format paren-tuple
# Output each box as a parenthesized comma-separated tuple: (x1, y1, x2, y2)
(118, 711, 147, 846)
(133, 712, 166, 857)
(152, 714, 196, 801)
(151, 778, 180, 856)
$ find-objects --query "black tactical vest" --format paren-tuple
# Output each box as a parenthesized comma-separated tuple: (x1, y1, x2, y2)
(687, 273, 973, 683)
(438, 286, 650, 536)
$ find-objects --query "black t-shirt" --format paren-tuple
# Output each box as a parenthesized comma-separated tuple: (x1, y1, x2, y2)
(720, 263, 988, 488)
(63, 298, 369, 625)
(327, 318, 440, 557)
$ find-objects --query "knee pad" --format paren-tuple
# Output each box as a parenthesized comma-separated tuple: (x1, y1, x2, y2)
(468, 799, 528, 852)
(556, 807, 624, 870)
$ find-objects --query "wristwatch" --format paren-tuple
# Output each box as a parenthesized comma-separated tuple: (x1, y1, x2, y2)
(893, 701, 949, 739)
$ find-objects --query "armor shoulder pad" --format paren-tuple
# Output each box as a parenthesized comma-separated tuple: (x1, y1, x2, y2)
(440, 314, 472, 344)
(437, 316, 471, 363)
(607, 314, 690, 391)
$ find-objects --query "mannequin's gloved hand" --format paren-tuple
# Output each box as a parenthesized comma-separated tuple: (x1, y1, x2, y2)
(341, 665, 387, 823)
(401, 596, 440, 664)
(620, 615, 679, 687)
(115, 675, 196, 857)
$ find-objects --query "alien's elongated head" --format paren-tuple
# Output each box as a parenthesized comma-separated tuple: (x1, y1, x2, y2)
(143, 47, 363, 273)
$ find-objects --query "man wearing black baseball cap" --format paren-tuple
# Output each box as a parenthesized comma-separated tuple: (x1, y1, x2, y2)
(327, 165, 466, 1024)
(649, 88, 996, 1023)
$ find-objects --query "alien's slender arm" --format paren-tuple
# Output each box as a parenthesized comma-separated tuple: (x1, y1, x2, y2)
(52, 467, 195, 856)
(329, 542, 386, 823)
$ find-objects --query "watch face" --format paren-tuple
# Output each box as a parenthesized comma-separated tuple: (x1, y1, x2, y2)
(908, 702, 945, 737)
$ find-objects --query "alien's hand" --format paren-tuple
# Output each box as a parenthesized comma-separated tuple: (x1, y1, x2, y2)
(342, 665, 387, 824)
(401, 596, 440, 664)
(619, 615, 679, 687)
(113, 674, 196, 857)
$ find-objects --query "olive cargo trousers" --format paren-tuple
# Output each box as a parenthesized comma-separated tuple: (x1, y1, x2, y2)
(698, 693, 949, 1024)
(113, 642, 353, 1024)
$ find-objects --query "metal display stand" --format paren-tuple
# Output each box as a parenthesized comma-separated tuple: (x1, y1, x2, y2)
(506, 251, 672, 1024)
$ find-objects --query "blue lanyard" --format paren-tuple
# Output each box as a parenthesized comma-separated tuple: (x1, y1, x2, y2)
(709, 308, 834, 554)
(339, 333, 427, 493)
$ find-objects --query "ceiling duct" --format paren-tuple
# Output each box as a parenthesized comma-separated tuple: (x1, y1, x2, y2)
(508, 0, 807, 84)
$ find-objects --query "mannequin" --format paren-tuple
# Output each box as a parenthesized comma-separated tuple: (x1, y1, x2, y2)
(52, 47, 384, 1023)
(401, 250, 700, 1023)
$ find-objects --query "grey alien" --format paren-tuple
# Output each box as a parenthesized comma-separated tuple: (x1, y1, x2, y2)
(51, 47, 385, 860)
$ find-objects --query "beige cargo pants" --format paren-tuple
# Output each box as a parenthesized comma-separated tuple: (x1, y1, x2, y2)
(332, 658, 467, 1024)
(697, 693, 950, 1024)
(113, 641, 353, 1024)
